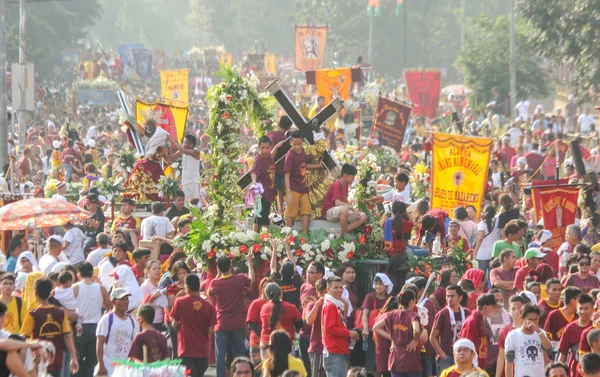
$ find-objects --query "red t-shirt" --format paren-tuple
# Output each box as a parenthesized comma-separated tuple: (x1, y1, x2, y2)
(170, 295, 216, 358)
(306, 301, 323, 354)
(61, 147, 80, 164)
(246, 298, 267, 348)
(419, 209, 448, 239)
(128, 330, 169, 362)
(267, 130, 288, 174)
(131, 264, 144, 280)
(208, 274, 251, 332)
(321, 300, 351, 355)
(259, 300, 302, 344)
(283, 149, 308, 194)
(300, 283, 317, 336)
(251, 154, 276, 202)
(544, 308, 578, 341)
(432, 286, 447, 308)
(579, 324, 600, 355)
(322, 180, 348, 218)
(501, 146, 517, 165)
(559, 321, 592, 377)
(513, 266, 532, 291)
(460, 311, 489, 369)
(542, 249, 560, 275)
(525, 152, 545, 179)
(538, 299, 563, 329)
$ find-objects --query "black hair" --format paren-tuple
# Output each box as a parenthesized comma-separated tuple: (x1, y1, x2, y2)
(482, 205, 496, 234)
(173, 190, 185, 200)
(460, 279, 475, 292)
(120, 198, 136, 206)
(453, 206, 468, 221)
(290, 130, 302, 140)
(500, 249, 515, 263)
(7, 234, 26, 257)
(178, 218, 192, 230)
(184, 134, 197, 147)
(310, 261, 325, 276)
(564, 286, 583, 304)
(392, 201, 409, 243)
(216, 256, 232, 273)
(58, 271, 73, 285)
(138, 304, 156, 324)
(279, 115, 292, 130)
(577, 293, 595, 306)
(509, 295, 526, 305)
(446, 284, 463, 296)
(266, 330, 292, 377)
(503, 223, 520, 237)
(112, 242, 129, 254)
(581, 354, 600, 376)
(0, 301, 7, 317)
(231, 357, 254, 375)
(520, 303, 541, 319)
(152, 203, 165, 215)
(545, 363, 569, 377)
(185, 274, 200, 291)
(132, 248, 151, 261)
(440, 270, 455, 288)
(413, 277, 427, 291)
(420, 214, 436, 230)
(396, 289, 415, 308)
(395, 172, 409, 184)
(259, 135, 272, 145)
(315, 279, 327, 293)
(171, 261, 191, 283)
(34, 278, 53, 300)
(341, 163, 357, 176)
(78, 262, 94, 278)
(0, 273, 14, 283)
(168, 252, 188, 271)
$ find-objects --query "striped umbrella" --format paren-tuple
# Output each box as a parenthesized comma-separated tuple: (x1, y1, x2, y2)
(0, 198, 91, 230)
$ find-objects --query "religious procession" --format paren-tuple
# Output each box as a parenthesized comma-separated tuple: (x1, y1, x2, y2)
(2, 1, 600, 377)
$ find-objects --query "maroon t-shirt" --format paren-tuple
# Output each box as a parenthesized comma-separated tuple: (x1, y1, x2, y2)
(267, 130, 288, 174)
(61, 147, 80, 164)
(538, 299, 563, 328)
(300, 283, 317, 336)
(260, 300, 302, 344)
(361, 293, 388, 313)
(490, 267, 518, 304)
(170, 295, 216, 358)
(128, 330, 169, 362)
(283, 149, 308, 194)
(376, 311, 392, 372)
(432, 286, 447, 308)
(544, 308, 578, 341)
(525, 152, 545, 180)
(418, 209, 448, 239)
(208, 274, 251, 332)
(251, 154, 276, 202)
(306, 301, 323, 354)
(432, 306, 471, 358)
(322, 180, 348, 218)
(385, 310, 422, 373)
(565, 274, 600, 294)
(559, 321, 592, 377)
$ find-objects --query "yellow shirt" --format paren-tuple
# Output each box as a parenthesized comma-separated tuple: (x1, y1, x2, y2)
(2, 297, 26, 334)
(263, 355, 307, 377)
(21, 305, 72, 338)
(440, 366, 489, 377)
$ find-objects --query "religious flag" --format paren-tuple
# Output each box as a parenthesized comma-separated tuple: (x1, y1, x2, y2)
(264, 54, 277, 74)
(154, 50, 166, 72)
(133, 49, 153, 81)
(370, 96, 411, 151)
(220, 53, 232, 67)
(135, 100, 189, 143)
(367, 0, 381, 16)
(306, 68, 362, 104)
(531, 179, 569, 223)
(404, 70, 442, 119)
(118, 44, 144, 64)
(294, 25, 328, 71)
(160, 69, 189, 105)
(533, 187, 579, 251)
(431, 133, 493, 215)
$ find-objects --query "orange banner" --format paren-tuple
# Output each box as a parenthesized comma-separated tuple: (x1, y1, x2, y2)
(313, 68, 352, 105)
(295, 26, 328, 71)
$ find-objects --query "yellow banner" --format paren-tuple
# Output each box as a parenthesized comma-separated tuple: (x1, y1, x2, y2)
(135, 100, 189, 143)
(431, 133, 493, 215)
(264, 54, 276, 74)
(160, 69, 189, 105)
(220, 53, 232, 67)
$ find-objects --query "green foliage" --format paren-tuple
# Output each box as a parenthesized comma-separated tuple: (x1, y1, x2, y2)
(516, 0, 600, 104)
(157, 176, 180, 200)
(455, 15, 550, 109)
(6, 1, 101, 68)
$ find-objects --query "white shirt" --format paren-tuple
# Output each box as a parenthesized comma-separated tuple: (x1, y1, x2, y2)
(140, 215, 175, 240)
(39, 254, 59, 275)
(86, 247, 111, 267)
(382, 186, 412, 204)
(52, 194, 67, 203)
(475, 216, 502, 260)
(515, 100, 531, 119)
(505, 329, 545, 377)
(96, 312, 139, 376)
(507, 127, 523, 147)
(139, 280, 167, 324)
(63, 227, 85, 264)
(578, 114, 595, 135)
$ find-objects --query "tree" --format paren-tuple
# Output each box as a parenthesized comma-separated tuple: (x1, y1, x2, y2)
(455, 15, 550, 109)
(5, 1, 101, 71)
(516, 0, 600, 104)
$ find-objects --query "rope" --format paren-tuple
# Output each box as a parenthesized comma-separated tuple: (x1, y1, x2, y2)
(519, 142, 556, 186)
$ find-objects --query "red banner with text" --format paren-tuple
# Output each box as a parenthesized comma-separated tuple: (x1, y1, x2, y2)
(535, 187, 579, 251)
(530, 180, 569, 223)
(370, 96, 411, 151)
(404, 70, 441, 119)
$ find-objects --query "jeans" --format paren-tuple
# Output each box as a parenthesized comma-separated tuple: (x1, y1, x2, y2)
(181, 357, 208, 377)
(323, 353, 347, 377)
(75, 324, 97, 377)
(61, 351, 71, 377)
(215, 329, 246, 377)
(436, 356, 454, 375)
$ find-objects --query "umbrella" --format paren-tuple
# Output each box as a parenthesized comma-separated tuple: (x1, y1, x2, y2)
(0, 198, 91, 230)
(441, 85, 471, 97)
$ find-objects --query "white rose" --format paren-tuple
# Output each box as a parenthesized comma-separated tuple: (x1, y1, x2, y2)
(281, 226, 292, 234)
(292, 230, 298, 237)
(301, 243, 311, 252)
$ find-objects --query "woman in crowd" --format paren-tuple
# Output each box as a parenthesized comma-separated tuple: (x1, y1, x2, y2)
(139, 260, 168, 331)
(361, 273, 393, 376)
(166, 260, 190, 358)
(473, 205, 501, 277)
(247, 277, 274, 367)
(262, 330, 307, 377)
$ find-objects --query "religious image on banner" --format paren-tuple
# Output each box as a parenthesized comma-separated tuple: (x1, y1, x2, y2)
(264, 54, 277, 74)
(136, 100, 189, 143)
(118, 44, 144, 64)
(220, 53, 232, 67)
(133, 49, 153, 81)
(294, 25, 328, 71)
(154, 50, 166, 72)
(371, 96, 411, 151)
(534, 187, 579, 250)
(404, 70, 442, 119)
(160, 69, 189, 105)
(431, 133, 493, 215)
(306, 68, 354, 104)
(531, 179, 569, 222)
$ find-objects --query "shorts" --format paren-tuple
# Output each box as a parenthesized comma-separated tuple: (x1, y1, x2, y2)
(326, 207, 362, 222)
(285, 191, 311, 218)
(275, 173, 285, 190)
(255, 198, 272, 226)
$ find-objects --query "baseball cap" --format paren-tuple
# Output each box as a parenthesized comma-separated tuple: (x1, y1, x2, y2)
(110, 287, 131, 301)
(524, 248, 546, 260)
(537, 230, 552, 245)
(477, 293, 502, 308)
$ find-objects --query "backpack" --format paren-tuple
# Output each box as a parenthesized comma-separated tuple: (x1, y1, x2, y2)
(104, 312, 135, 344)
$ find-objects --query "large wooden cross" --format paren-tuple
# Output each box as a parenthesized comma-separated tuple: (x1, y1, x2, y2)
(238, 80, 343, 189)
